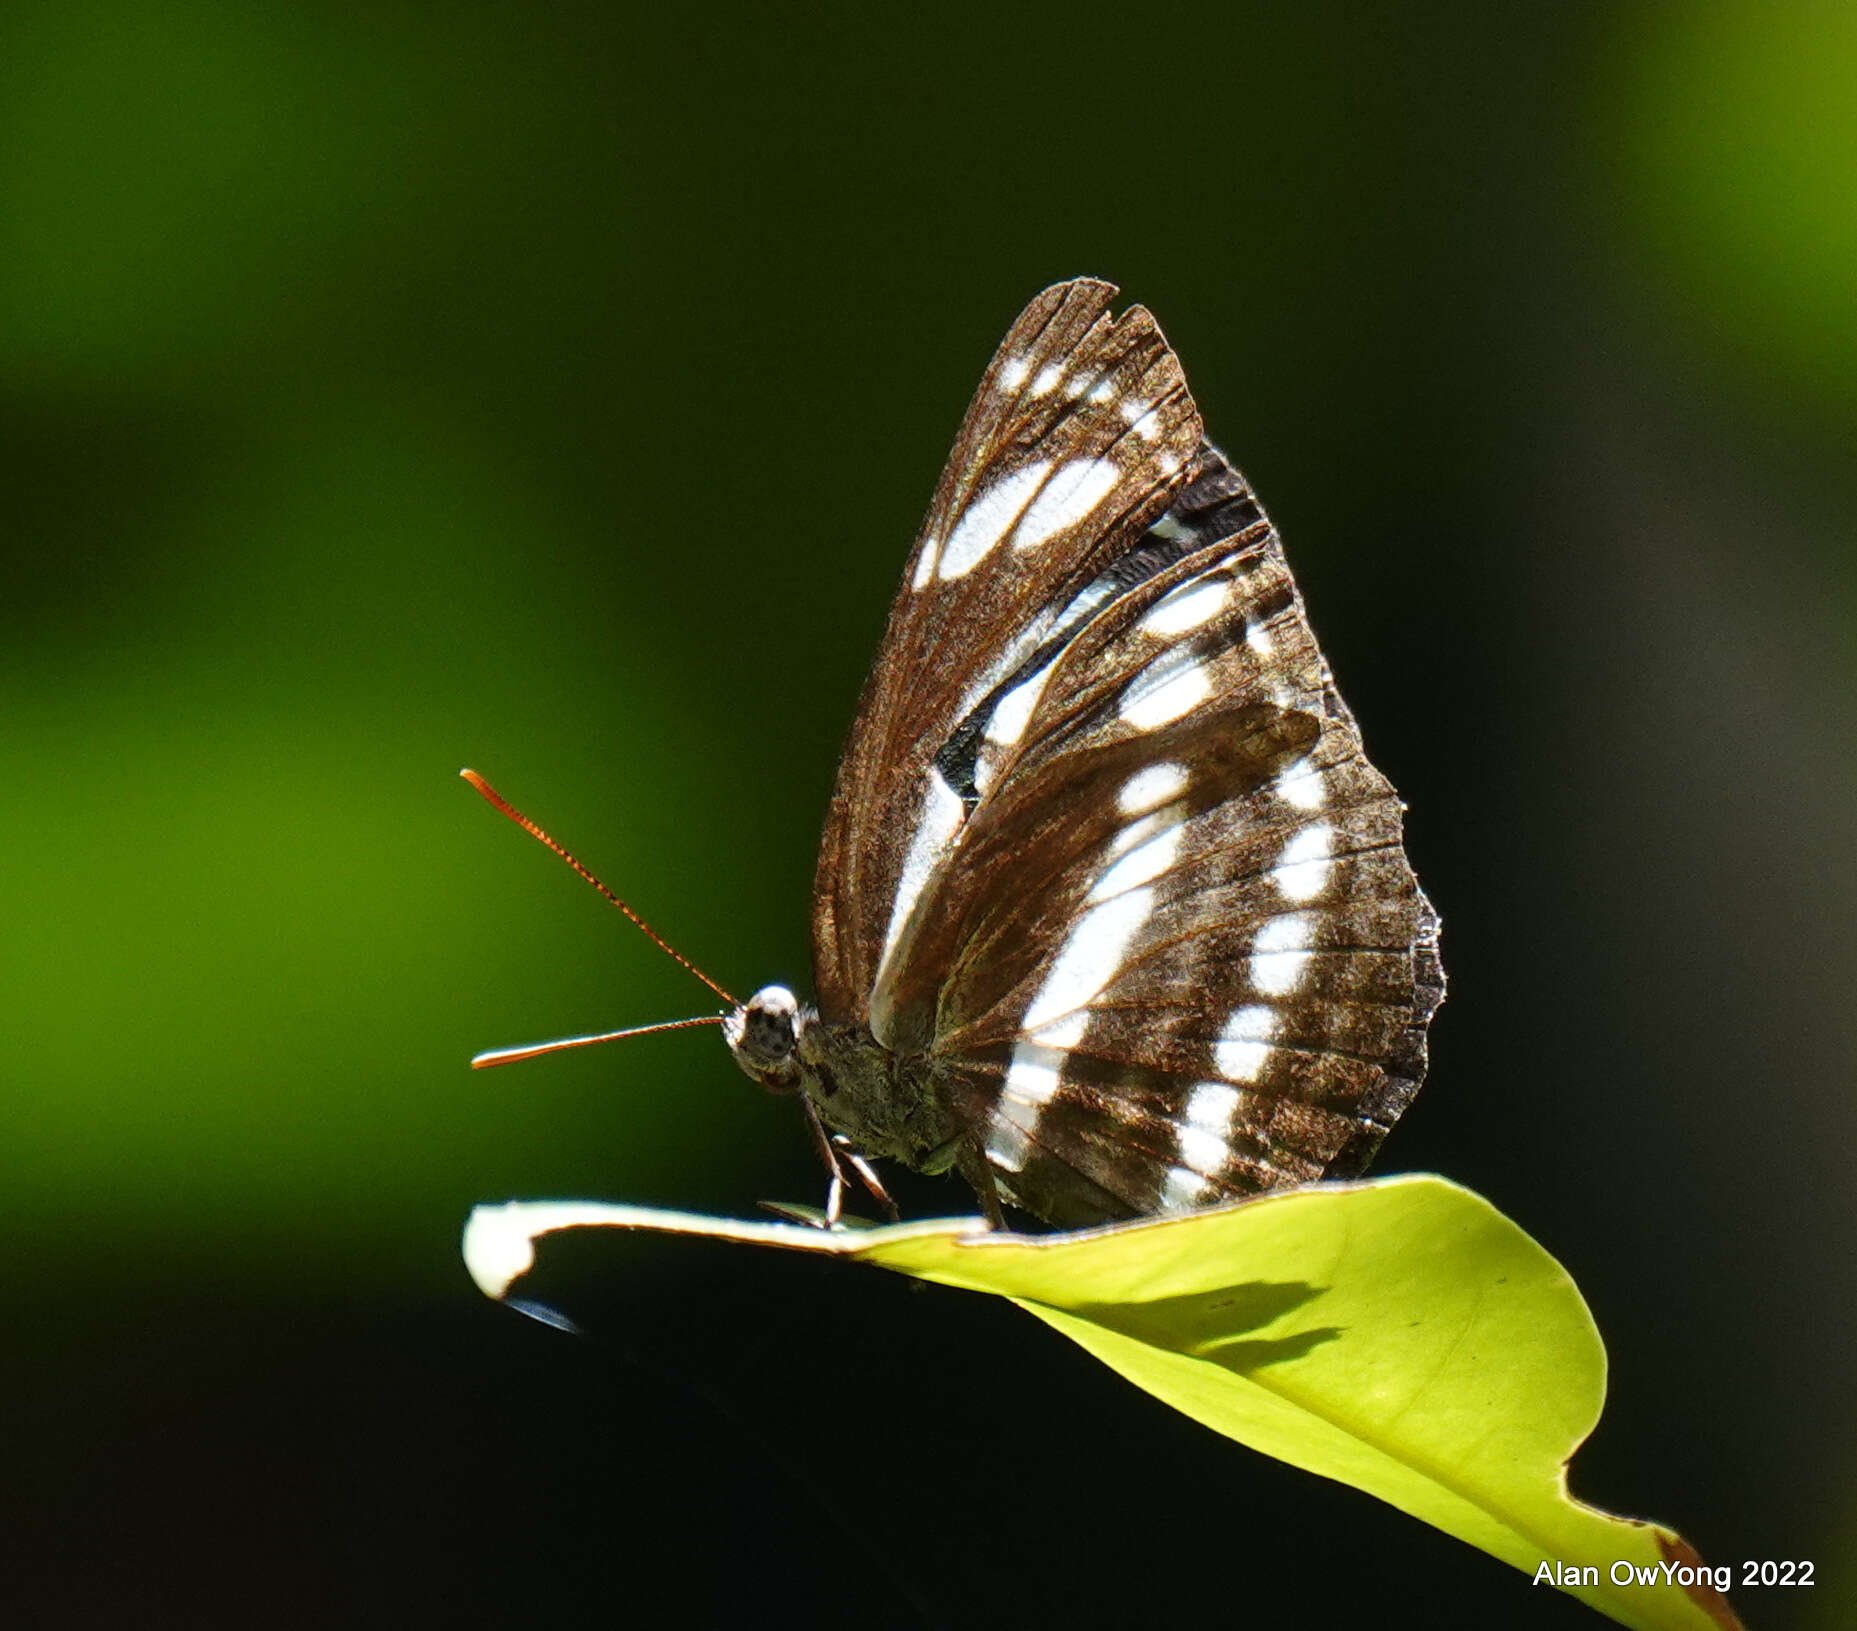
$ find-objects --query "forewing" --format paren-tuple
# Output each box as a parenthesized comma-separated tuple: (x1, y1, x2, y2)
(810, 279, 1205, 1021)
(878, 451, 1443, 1229)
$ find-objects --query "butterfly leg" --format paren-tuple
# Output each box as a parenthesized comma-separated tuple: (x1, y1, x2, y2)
(798, 1094, 849, 1227)
(832, 1135, 901, 1222)
(956, 1135, 1007, 1232)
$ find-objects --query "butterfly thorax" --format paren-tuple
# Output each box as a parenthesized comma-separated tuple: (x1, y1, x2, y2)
(725, 985, 968, 1173)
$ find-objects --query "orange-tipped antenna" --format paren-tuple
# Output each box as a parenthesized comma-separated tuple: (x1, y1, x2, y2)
(461, 768, 738, 1006)
(472, 1013, 727, 1069)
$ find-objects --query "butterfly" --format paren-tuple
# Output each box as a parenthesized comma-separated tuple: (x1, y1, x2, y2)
(472, 278, 1442, 1232)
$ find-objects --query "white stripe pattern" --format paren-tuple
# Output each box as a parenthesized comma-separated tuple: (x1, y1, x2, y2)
(1012, 458, 1120, 553)
(1276, 756, 1327, 810)
(1160, 1164, 1211, 1209)
(988, 1012, 1087, 1172)
(937, 462, 1052, 580)
(1087, 810, 1184, 903)
(984, 666, 1052, 749)
(1020, 887, 1154, 1032)
(1002, 1041, 1065, 1110)
(1215, 1003, 1277, 1081)
(1137, 578, 1229, 637)
(878, 768, 964, 969)
(1117, 761, 1187, 815)
(1249, 913, 1315, 995)
(1118, 650, 1211, 730)
(1118, 399, 1162, 440)
(1180, 1081, 1240, 1175)
(1270, 821, 1334, 902)
(986, 1116, 1031, 1172)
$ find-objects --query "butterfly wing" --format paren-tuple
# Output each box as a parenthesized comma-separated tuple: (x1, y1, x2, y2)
(873, 448, 1443, 1227)
(810, 279, 1206, 1022)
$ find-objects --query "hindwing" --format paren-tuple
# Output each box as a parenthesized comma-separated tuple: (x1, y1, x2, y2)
(871, 445, 1441, 1226)
(804, 280, 1441, 1227)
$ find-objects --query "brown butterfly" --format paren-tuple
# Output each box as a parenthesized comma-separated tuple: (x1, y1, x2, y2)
(471, 279, 1442, 1231)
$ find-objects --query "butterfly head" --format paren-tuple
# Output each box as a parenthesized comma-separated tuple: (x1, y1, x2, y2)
(724, 984, 811, 1093)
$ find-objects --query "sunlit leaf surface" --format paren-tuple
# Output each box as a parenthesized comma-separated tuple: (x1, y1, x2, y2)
(465, 1175, 1741, 1631)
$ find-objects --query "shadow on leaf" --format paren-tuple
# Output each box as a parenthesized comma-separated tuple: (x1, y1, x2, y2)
(1066, 1278, 1338, 1370)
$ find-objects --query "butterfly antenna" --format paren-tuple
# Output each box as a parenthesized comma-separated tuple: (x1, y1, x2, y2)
(460, 768, 738, 1006)
(471, 1013, 726, 1070)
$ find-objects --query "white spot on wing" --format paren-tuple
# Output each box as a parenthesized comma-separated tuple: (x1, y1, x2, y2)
(1021, 887, 1153, 1032)
(938, 462, 1051, 580)
(1246, 623, 1274, 656)
(1160, 1164, 1210, 1209)
(1249, 914, 1315, 995)
(985, 666, 1051, 748)
(1138, 578, 1229, 637)
(911, 544, 938, 589)
(878, 768, 964, 967)
(1000, 355, 1029, 390)
(1117, 761, 1187, 815)
(1176, 1123, 1228, 1179)
(1087, 815, 1182, 902)
(986, 1114, 1031, 1172)
(1186, 1081, 1239, 1135)
(1119, 399, 1161, 439)
(1002, 1041, 1065, 1108)
(991, 1011, 1086, 1170)
(1101, 809, 1169, 860)
(1119, 651, 1212, 730)
(1271, 822, 1334, 902)
(1176, 1081, 1241, 1185)
(1277, 757, 1327, 810)
(1215, 1004, 1277, 1081)
(948, 576, 1118, 767)
(1033, 1012, 1087, 1048)
(1011, 458, 1120, 552)
(1031, 364, 1063, 397)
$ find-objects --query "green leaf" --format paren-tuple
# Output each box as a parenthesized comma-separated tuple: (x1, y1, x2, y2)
(464, 1176, 1741, 1631)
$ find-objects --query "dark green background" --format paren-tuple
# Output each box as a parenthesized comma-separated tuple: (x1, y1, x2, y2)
(5, 3, 1852, 1626)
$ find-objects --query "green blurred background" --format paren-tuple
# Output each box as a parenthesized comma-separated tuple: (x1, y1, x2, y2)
(5, 3, 1853, 1626)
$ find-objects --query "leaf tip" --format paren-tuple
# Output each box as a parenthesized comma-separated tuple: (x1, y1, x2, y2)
(463, 1202, 536, 1300)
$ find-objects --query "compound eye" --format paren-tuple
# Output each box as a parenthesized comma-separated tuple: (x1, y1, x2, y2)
(745, 1009, 791, 1058)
